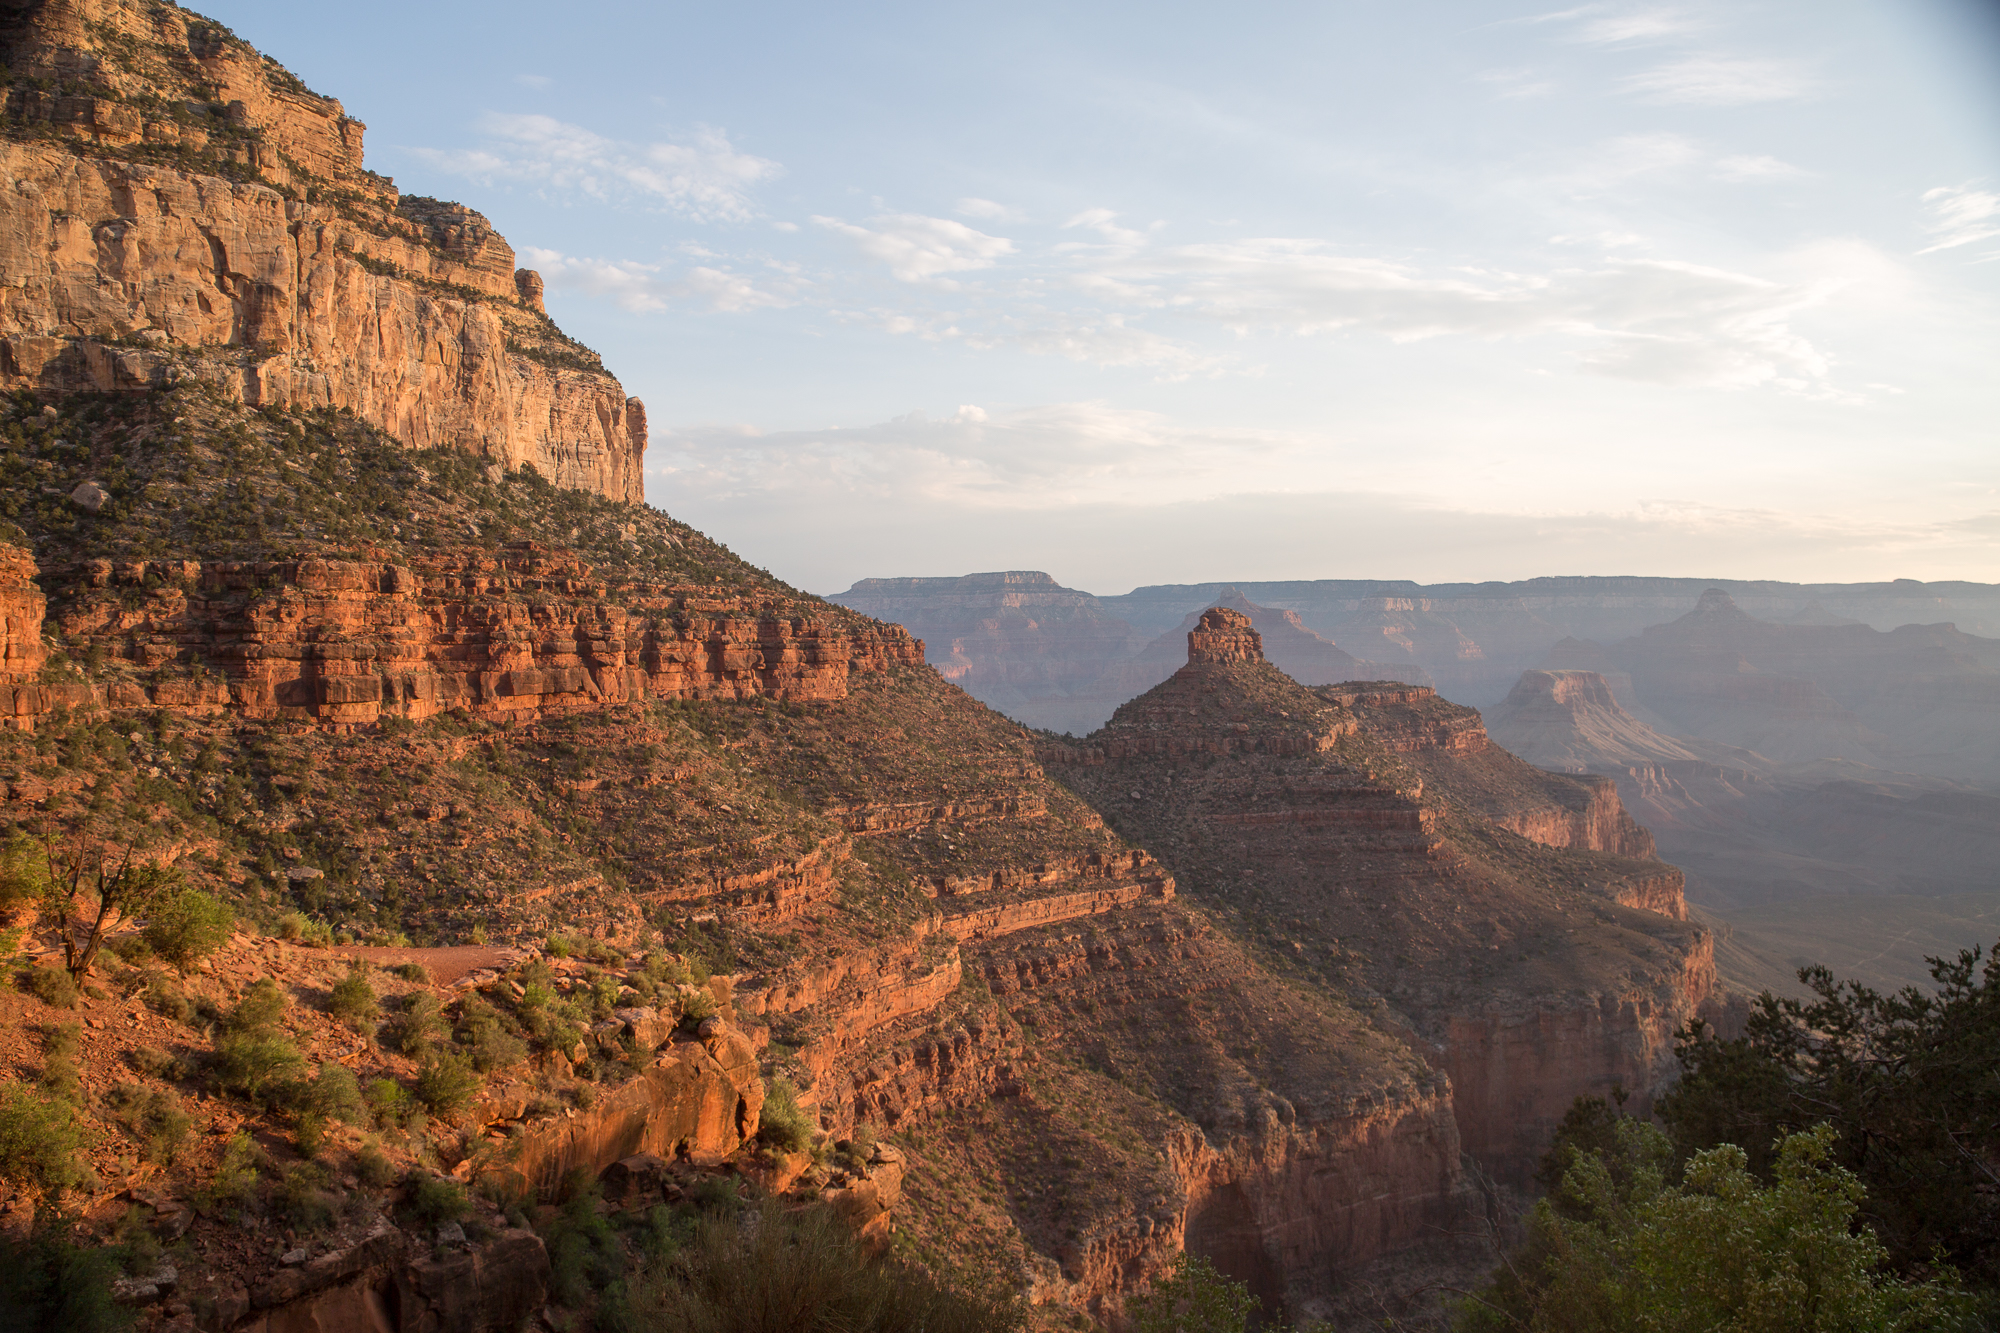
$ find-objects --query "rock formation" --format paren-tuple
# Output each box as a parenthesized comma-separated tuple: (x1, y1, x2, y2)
(0, 0, 646, 501)
(1046, 612, 1720, 1190)
(832, 578, 1421, 735)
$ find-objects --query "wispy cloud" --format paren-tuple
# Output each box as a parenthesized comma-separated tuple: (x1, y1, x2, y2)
(813, 213, 1015, 284)
(1060, 239, 1879, 393)
(514, 73, 551, 90)
(1917, 185, 2000, 255)
(957, 197, 1026, 222)
(1572, 7, 1703, 45)
(656, 402, 1291, 508)
(518, 246, 797, 313)
(413, 116, 780, 222)
(1713, 153, 1807, 182)
(1625, 55, 1813, 105)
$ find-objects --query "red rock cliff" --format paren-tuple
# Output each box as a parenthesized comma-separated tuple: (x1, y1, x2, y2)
(0, 0, 646, 502)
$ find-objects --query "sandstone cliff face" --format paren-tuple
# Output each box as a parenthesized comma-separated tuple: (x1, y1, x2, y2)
(1048, 613, 1716, 1192)
(5, 547, 924, 730)
(0, 0, 646, 501)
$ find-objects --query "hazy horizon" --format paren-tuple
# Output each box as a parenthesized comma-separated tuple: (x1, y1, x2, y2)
(205, 0, 2000, 594)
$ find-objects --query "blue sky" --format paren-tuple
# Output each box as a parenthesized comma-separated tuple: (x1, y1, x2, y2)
(206, 0, 1999, 594)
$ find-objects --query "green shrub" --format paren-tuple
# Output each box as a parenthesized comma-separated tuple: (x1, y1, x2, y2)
(213, 1031, 306, 1103)
(306, 1064, 365, 1124)
(392, 962, 430, 984)
(224, 977, 286, 1033)
(541, 1181, 623, 1310)
(102, 1084, 190, 1166)
(390, 992, 443, 1055)
(1455, 1120, 1977, 1333)
(413, 1054, 480, 1117)
(276, 912, 308, 941)
(327, 964, 377, 1030)
(142, 974, 191, 1023)
(274, 1161, 334, 1231)
(105, 934, 153, 965)
(18, 966, 78, 1010)
(456, 997, 527, 1073)
(545, 934, 574, 958)
(0, 1219, 133, 1333)
(365, 1078, 417, 1129)
(626, 1201, 1015, 1333)
(293, 1110, 326, 1159)
(199, 1132, 265, 1213)
(127, 1046, 188, 1082)
(1127, 1255, 1255, 1333)
(406, 1174, 469, 1227)
(757, 1077, 814, 1155)
(353, 1143, 397, 1189)
(37, 1024, 81, 1104)
(141, 889, 234, 974)
(680, 989, 717, 1023)
(0, 1087, 96, 1207)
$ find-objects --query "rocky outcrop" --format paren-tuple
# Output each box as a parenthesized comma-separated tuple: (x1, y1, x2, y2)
(487, 1026, 766, 1197)
(227, 1217, 550, 1333)
(1053, 609, 1716, 1195)
(5, 550, 924, 729)
(0, 0, 646, 501)
(1186, 606, 1263, 665)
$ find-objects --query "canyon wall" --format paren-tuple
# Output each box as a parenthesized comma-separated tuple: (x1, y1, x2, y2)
(1048, 614, 1716, 1194)
(2, 545, 925, 729)
(0, 0, 646, 501)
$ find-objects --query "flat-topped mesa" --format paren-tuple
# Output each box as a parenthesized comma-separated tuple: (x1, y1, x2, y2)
(0, 0, 646, 503)
(1187, 607, 1264, 666)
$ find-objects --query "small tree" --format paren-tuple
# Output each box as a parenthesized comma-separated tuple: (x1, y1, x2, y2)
(1456, 1120, 1977, 1332)
(30, 826, 181, 984)
(1127, 1255, 1258, 1333)
(142, 888, 234, 975)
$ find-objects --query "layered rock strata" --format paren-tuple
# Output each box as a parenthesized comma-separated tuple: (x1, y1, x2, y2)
(0, 0, 646, 500)
(3, 545, 925, 729)
(1048, 610, 1718, 1188)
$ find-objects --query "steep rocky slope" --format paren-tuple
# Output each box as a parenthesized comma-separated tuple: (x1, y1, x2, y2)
(1044, 611, 1720, 1188)
(0, 389, 1487, 1330)
(0, 0, 645, 501)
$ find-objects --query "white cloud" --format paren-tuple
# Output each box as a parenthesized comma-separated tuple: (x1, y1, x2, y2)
(656, 401, 1293, 509)
(518, 246, 795, 313)
(1917, 185, 2000, 255)
(1625, 55, 1813, 105)
(413, 116, 780, 222)
(1477, 67, 1556, 100)
(1062, 239, 1878, 393)
(957, 197, 1025, 222)
(813, 213, 1015, 284)
(515, 73, 552, 90)
(1574, 7, 1703, 44)
(1713, 153, 1807, 182)
(1061, 208, 1152, 249)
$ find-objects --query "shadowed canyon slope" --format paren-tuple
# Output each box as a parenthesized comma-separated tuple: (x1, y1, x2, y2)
(1041, 611, 1720, 1195)
(0, 0, 646, 500)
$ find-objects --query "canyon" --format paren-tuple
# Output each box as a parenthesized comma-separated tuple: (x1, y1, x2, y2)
(0, 5, 1754, 1331)
(835, 571, 2000, 721)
